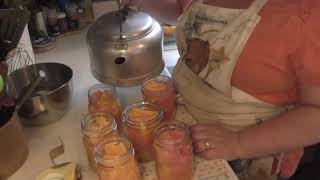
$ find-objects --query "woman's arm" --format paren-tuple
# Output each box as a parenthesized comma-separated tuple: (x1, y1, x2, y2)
(190, 86, 320, 161)
(238, 86, 320, 159)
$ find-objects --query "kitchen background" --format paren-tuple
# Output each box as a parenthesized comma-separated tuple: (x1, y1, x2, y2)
(0, 0, 319, 179)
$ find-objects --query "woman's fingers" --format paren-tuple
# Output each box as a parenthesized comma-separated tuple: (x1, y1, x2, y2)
(190, 130, 210, 141)
(198, 148, 224, 160)
(190, 123, 223, 140)
(190, 123, 212, 133)
(193, 139, 209, 153)
(189, 123, 241, 161)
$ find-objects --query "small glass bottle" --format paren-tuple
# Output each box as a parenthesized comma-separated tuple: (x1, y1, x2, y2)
(82, 113, 118, 173)
(57, 12, 68, 33)
(153, 121, 193, 180)
(122, 102, 163, 162)
(66, 2, 79, 30)
(95, 137, 141, 180)
(77, 8, 86, 28)
(46, 8, 59, 35)
(88, 84, 122, 128)
(84, 0, 94, 23)
(142, 75, 176, 123)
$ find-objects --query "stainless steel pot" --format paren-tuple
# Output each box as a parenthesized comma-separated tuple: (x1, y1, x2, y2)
(86, 8, 164, 86)
(7, 63, 73, 126)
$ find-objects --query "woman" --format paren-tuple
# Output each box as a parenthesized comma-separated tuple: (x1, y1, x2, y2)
(124, 0, 320, 179)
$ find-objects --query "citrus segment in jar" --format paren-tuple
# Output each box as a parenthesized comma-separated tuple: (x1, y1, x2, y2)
(144, 80, 167, 91)
(82, 113, 118, 173)
(142, 76, 176, 123)
(89, 89, 122, 126)
(154, 123, 193, 180)
(123, 103, 163, 162)
(96, 139, 141, 180)
(127, 107, 159, 122)
(87, 116, 111, 132)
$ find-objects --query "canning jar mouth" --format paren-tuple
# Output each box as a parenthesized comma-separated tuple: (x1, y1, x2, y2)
(81, 112, 117, 138)
(141, 75, 173, 95)
(88, 84, 117, 103)
(122, 101, 163, 129)
(153, 121, 190, 145)
(95, 137, 134, 167)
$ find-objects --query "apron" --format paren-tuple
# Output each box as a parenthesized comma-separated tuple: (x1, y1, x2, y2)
(172, 0, 290, 179)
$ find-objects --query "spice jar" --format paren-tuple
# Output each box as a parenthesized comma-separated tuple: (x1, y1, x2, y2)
(57, 12, 68, 33)
(46, 8, 59, 34)
(77, 8, 86, 28)
(142, 75, 176, 123)
(95, 137, 141, 180)
(66, 3, 79, 30)
(82, 113, 118, 173)
(83, 0, 94, 23)
(153, 121, 193, 180)
(123, 102, 163, 162)
(88, 84, 122, 128)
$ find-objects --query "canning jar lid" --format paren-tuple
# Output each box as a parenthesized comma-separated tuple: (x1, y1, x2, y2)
(87, 8, 154, 42)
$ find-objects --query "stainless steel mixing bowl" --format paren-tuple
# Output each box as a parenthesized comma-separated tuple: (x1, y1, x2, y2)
(8, 62, 73, 126)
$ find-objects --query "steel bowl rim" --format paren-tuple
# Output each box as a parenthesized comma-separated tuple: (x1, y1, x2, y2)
(28, 62, 73, 99)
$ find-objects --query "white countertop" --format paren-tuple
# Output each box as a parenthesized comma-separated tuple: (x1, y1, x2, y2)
(9, 29, 180, 180)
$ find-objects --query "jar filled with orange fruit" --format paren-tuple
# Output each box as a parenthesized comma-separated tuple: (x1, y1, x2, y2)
(153, 121, 193, 180)
(88, 84, 122, 127)
(95, 137, 141, 180)
(142, 75, 176, 123)
(122, 102, 163, 162)
(81, 113, 118, 173)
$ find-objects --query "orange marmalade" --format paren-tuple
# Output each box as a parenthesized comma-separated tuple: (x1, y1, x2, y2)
(153, 121, 193, 180)
(95, 137, 141, 180)
(142, 75, 176, 123)
(81, 113, 118, 173)
(88, 84, 122, 127)
(123, 102, 163, 162)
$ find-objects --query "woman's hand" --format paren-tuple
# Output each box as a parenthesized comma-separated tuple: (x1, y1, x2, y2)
(190, 123, 244, 161)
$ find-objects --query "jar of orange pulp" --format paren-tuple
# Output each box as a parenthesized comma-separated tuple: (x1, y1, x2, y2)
(153, 121, 193, 180)
(81, 113, 118, 173)
(95, 137, 141, 180)
(88, 84, 122, 126)
(142, 75, 176, 123)
(122, 102, 163, 162)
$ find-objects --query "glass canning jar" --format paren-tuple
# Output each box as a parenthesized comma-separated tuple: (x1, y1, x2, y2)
(122, 102, 163, 162)
(153, 121, 193, 180)
(142, 75, 176, 123)
(88, 84, 122, 127)
(81, 113, 118, 173)
(95, 137, 141, 180)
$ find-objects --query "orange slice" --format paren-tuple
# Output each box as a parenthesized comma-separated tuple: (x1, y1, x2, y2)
(144, 80, 167, 92)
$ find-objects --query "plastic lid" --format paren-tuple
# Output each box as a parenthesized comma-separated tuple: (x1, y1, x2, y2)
(87, 8, 154, 41)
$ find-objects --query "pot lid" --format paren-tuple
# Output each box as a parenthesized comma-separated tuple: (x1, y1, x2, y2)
(88, 8, 154, 41)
